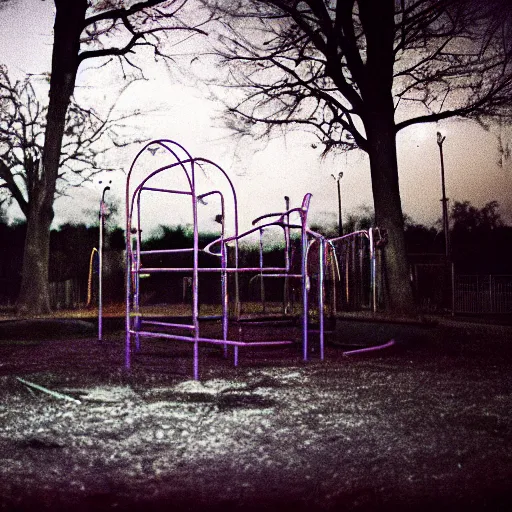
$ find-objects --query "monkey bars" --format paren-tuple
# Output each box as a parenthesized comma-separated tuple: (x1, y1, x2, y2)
(125, 139, 327, 379)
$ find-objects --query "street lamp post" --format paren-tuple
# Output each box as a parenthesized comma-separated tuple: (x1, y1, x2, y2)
(436, 132, 450, 258)
(331, 172, 344, 237)
(98, 181, 111, 341)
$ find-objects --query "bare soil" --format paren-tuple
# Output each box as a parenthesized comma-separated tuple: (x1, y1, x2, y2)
(0, 316, 511, 511)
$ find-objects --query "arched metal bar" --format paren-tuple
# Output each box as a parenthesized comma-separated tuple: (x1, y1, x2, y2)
(125, 141, 328, 379)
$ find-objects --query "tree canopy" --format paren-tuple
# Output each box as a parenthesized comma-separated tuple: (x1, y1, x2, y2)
(201, 0, 512, 314)
(208, 0, 512, 150)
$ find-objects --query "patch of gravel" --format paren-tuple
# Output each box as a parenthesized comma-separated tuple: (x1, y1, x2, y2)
(0, 322, 511, 511)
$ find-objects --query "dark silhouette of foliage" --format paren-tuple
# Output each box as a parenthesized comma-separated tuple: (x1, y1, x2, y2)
(405, 223, 443, 255)
(50, 223, 99, 283)
(450, 200, 512, 274)
(0, 220, 25, 305)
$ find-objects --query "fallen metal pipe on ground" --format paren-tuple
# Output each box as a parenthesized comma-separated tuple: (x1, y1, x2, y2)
(342, 339, 395, 356)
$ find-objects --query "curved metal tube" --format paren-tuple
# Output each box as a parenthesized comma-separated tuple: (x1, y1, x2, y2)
(342, 339, 395, 356)
(125, 140, 326, 379)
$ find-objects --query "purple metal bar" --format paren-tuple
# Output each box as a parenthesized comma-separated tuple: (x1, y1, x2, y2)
(327, 229, 370, 244)
(98, 185, 110, 341)
(203, 222, 302, 255)
(284, 195, 291, 314)
(125, 139, 323, 379)
(142, 187, 192, 195)
(194, 157, 241, 320)
(134, 191, 143, 352)
(259, 228, 266, 313)
(139, 248, 195, 255)
(225, 219, 303, 243)
(221, 208, 228, 358)
(301, 194, 312, 361)
(130, 329, 293, 347)
(190, 156, 200, 381)
(319, 237, 325, 361)
(142, 321, 195, 330)
(131, 267, 301, 274)
(252, 211, 287, 224)
(126, 140, 195, 370)
(342, 339, 395, 356)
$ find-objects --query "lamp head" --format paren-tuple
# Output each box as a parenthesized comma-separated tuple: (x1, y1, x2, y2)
(437, 131, 446, 145)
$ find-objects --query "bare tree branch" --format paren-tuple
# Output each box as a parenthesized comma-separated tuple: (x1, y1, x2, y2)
(77, 0, 213, 74)
(0, 66, 146, 215)
(205, 0, 512, 152)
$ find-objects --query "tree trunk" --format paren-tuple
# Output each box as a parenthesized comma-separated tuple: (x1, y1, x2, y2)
(16, 0, 88, 315)
(17, 196, 53, 315)
(365, 112, 416, 314)
(356, 0, 416, 315)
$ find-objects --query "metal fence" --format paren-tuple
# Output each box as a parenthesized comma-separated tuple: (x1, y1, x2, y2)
(454, 275, 512, 314)
(49, 278, 82, 310)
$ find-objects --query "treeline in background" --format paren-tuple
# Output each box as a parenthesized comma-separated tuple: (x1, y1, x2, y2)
(0, 200, 510, 311)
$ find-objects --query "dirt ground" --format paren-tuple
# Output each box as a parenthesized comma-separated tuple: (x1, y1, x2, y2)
(0, 316, 511, 511)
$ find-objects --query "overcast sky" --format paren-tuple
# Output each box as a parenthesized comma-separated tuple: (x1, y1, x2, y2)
(1, 0, 511, 236)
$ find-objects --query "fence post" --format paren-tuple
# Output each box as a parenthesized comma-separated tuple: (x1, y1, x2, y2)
(451, 263, 455, 316)
(369, 228, 377, 313)
(489, 274, 493, 313)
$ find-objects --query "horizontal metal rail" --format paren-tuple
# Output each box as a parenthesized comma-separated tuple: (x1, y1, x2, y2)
(129, 329, 294, 347)
(131, 267, 302, 275)
(140, 248, 196, 255)
(142, 320, 195, 330)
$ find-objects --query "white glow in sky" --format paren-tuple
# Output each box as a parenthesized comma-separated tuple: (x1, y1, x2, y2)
(1, 0, 511, 235)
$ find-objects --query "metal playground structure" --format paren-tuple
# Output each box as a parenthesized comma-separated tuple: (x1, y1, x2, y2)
(125, 139, 380, 379)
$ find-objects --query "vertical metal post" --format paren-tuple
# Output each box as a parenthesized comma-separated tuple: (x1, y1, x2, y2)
(191, 166, 200, 380)
(489, 274, 493, 313)
(98, 184, 110, 341)
(318, 238, 325, 360)
(222, 241, 228, 358)
(301, 211, 309, 361)
(134, 233, 141, 351)
(125, 176, 131, 369)
(438, 132, 454, 314)
(451, 262, 455, 316)
(369, 228, 377, 313)
(284, 195, 291, 315)
(437, 132, 450, 259)
(331, 172, 344, 237)
(133, 192, 144, 352)
(337, 179, 342, 237)
(99, 210, 103, 341)
(218, 195, 228, 357)
(259, 228, 265, 313)
(125, 235, 131, 369)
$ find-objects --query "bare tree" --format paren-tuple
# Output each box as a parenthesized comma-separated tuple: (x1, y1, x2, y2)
(204, 0, 512, 314)
(2, 0, 211, 315)
(0, 66, 142, 212)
